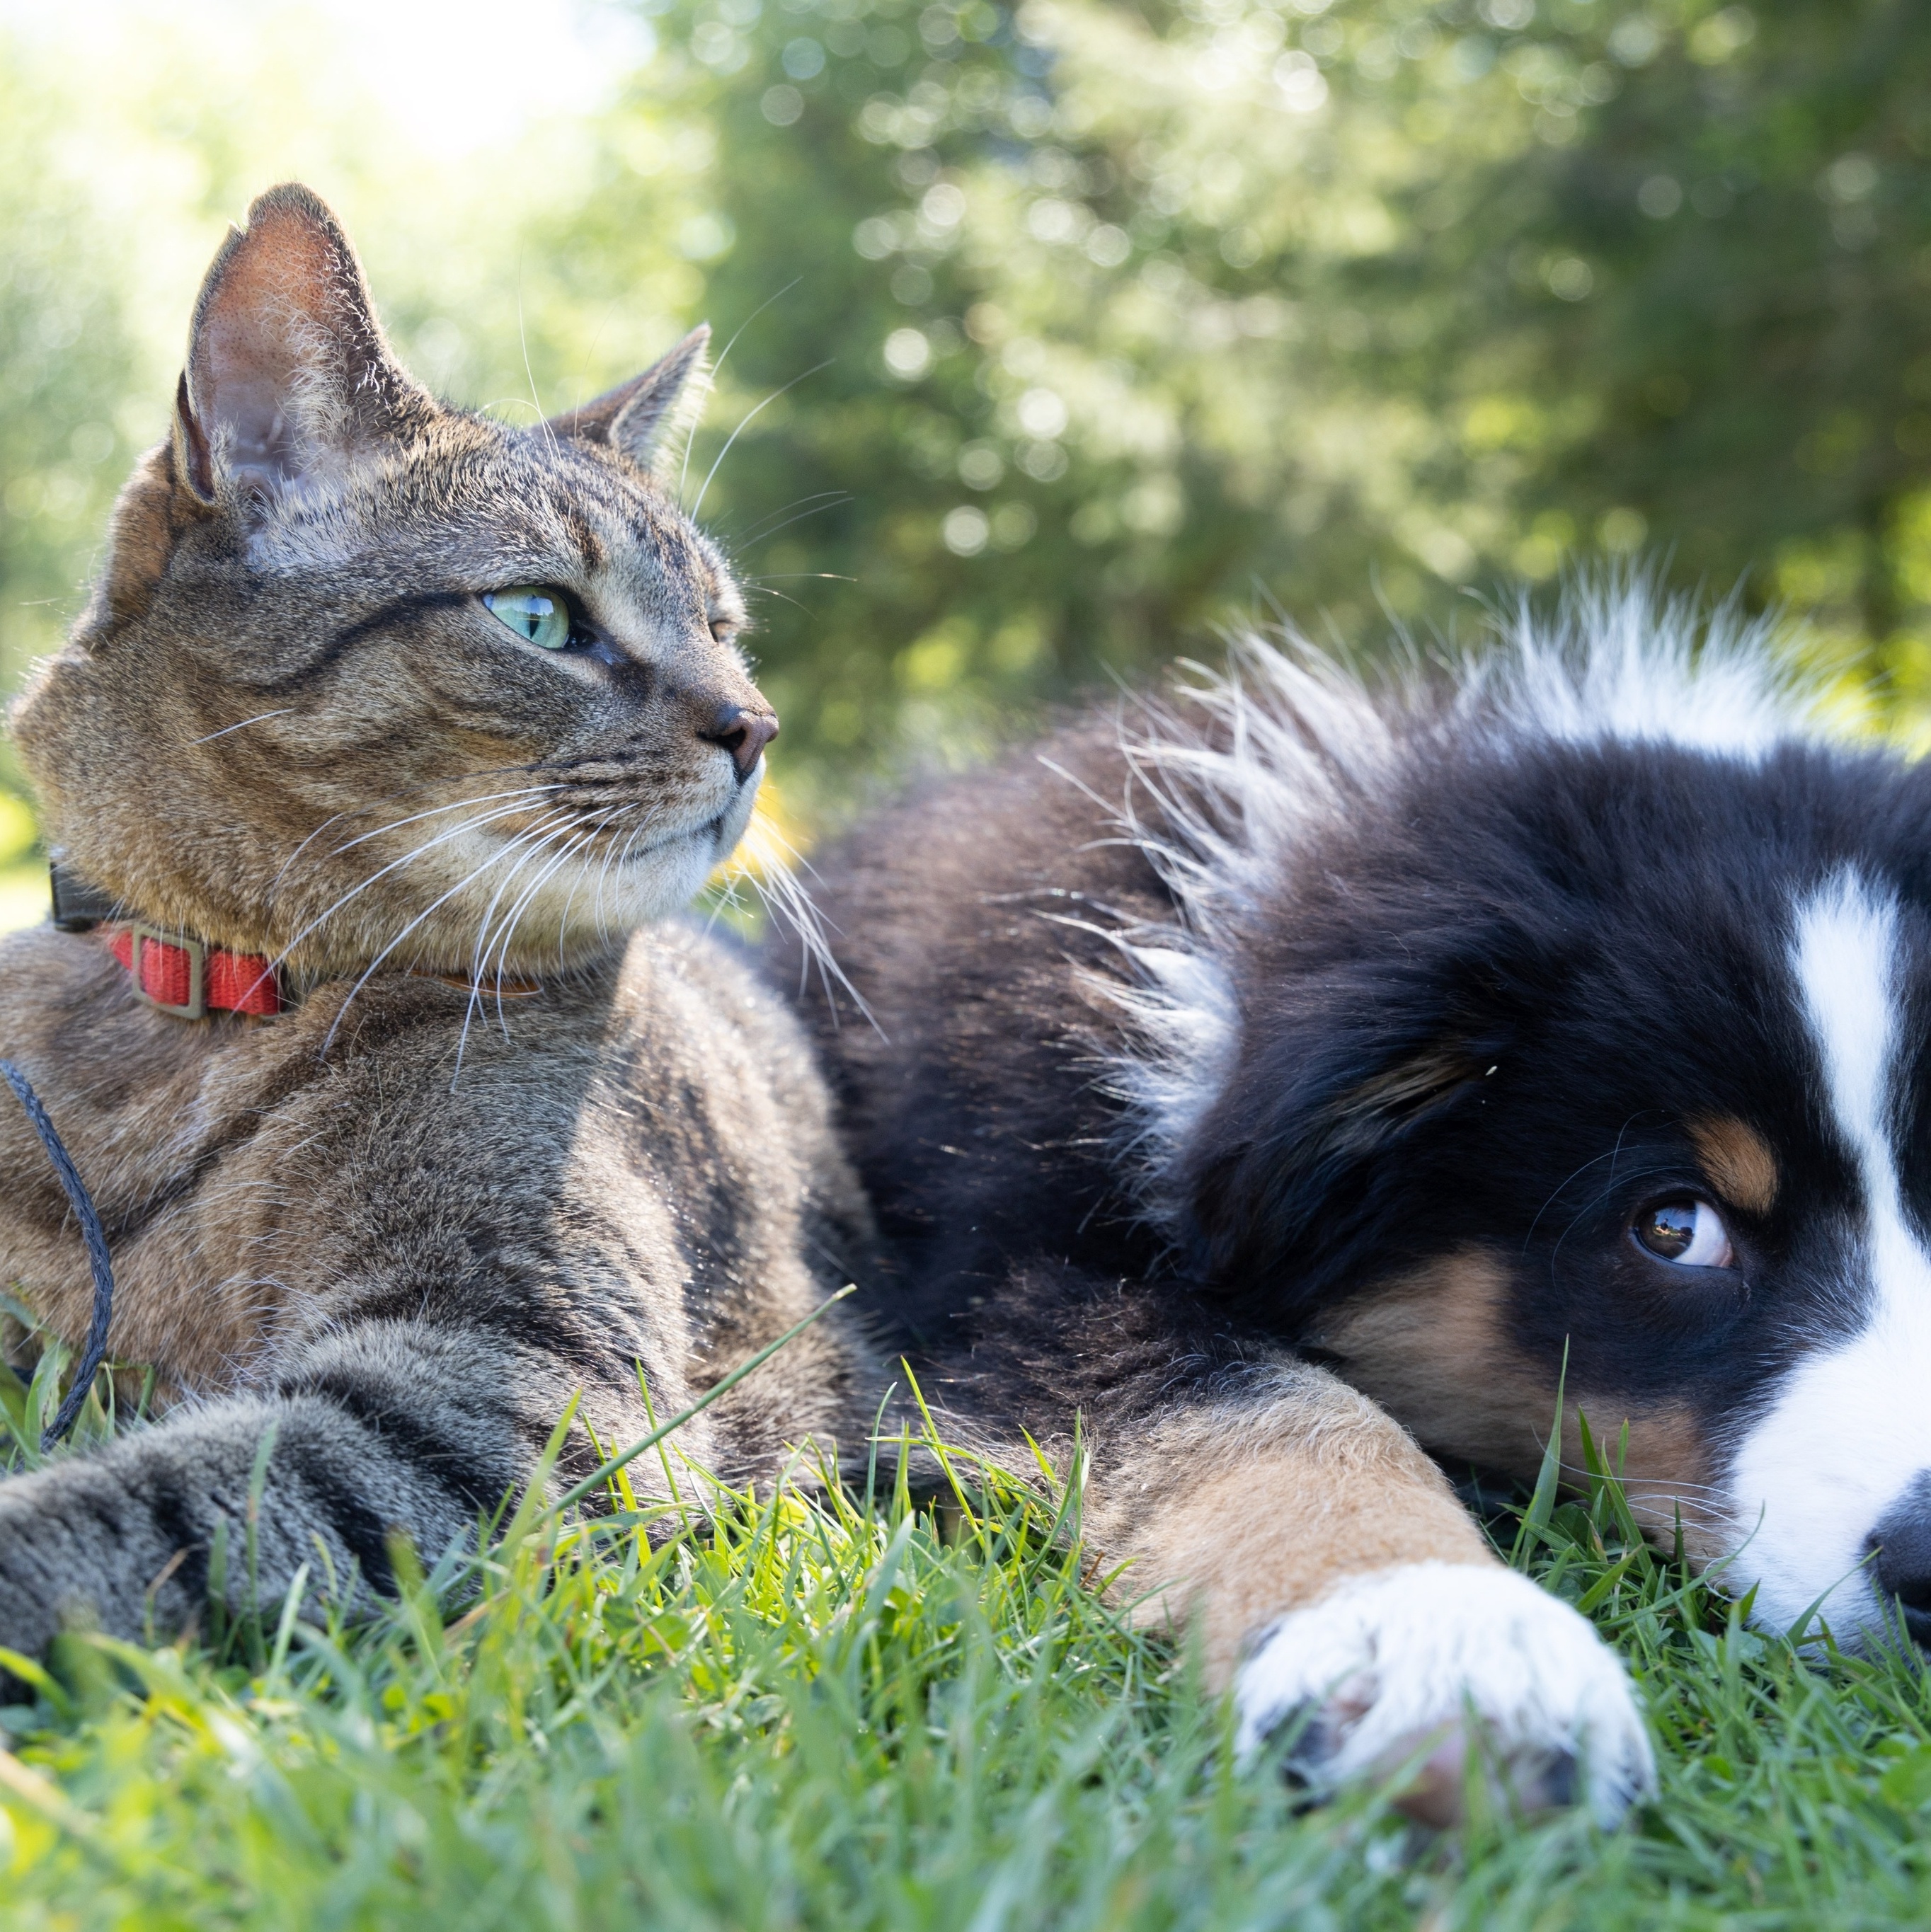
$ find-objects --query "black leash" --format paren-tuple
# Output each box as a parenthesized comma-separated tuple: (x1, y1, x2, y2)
(0, 1060, 115, 1447)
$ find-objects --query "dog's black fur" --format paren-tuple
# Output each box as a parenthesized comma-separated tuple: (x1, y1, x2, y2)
(770, 602, 1931, 1657)
(767, 597, 1931, 1819)
(781, 680, 1930, 1444)
(777, 717, 1205, 1413)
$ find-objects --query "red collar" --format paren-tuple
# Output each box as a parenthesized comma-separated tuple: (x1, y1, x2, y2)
(47, 868, 280, 1019)
(106, 925, 281, 1019)
(51, 868, 545, 1022)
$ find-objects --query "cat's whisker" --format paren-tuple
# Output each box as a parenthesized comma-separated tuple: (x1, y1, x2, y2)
(516, 287, 559, 461)
(316, 815, 580, 1059)
(268, 799, 555, 974)
(191, 708, 297, 744)
(544, 800, 666, 967)
(584, 804, 641, 945)
(318, 809, 583, 1057)
(558, 805, 636, 966)
(702, 864, 745, 930)
(454, 815, 592, 1075)
(503, 811, 619, 973)
(738, 585, 813, 616)
(270, 759, 549, 897)
(529, 803, 618, 981)
(726, 488, 849, 541)
(677, 275, 803, 509)
(328, 784, 567, 856)
(462, 817, 575, 990)
(452, 845, 576, 1080)
(691, 360, 834, 522)
(282, 795, 580, 969)
(726, 492, 852, 553)
(484, 818, 613, 1033)
(726, 810, 868, 1023)
(597, 812, 659, 945)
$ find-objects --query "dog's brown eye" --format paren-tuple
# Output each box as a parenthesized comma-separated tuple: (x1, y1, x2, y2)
(709, 616, 736, 644)
(1634, 1197, 1734, 1268)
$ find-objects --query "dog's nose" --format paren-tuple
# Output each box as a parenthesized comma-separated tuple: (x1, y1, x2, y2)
(701, 703, 778, 781)
(1869, 1475, 1931, 1645)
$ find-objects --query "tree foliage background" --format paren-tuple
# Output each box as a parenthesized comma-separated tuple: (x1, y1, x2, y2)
(2, 0, 1927, 850)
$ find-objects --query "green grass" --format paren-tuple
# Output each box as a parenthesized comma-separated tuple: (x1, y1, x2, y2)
(0, 1340, 1930, 1929)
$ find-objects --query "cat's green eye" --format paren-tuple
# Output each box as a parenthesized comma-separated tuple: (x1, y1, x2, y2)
(483, 587, 571, 650)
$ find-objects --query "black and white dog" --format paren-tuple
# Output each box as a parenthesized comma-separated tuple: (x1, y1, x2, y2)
(775, 581, 1931, 1824)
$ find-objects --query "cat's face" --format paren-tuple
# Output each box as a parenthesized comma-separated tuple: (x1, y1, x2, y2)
(13, 184, 775, 980)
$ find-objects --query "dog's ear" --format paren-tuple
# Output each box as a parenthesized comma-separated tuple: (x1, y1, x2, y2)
(1179, 922, 1552, 1312)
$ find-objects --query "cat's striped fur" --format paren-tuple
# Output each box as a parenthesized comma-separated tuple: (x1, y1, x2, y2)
(0, 184, 881, 1655)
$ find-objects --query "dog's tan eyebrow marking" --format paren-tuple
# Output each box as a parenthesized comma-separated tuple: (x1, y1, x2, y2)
(1688, 1116, 1780, 1215)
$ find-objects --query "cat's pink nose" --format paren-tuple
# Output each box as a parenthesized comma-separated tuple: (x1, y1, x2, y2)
(703, 703, 778, 781)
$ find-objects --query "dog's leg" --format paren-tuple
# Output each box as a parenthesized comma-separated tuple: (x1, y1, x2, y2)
(1083, 1356, 1654, 1827)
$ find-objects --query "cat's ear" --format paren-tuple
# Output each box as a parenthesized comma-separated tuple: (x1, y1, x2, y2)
(545, 326, 711, 474)
(176, 183, 428, 507)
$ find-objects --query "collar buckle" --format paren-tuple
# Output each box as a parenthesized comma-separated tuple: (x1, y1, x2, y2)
(128, 924, 207, 1020)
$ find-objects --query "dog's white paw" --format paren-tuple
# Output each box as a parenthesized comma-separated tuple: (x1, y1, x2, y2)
(1233, 1561, 1654, 1828)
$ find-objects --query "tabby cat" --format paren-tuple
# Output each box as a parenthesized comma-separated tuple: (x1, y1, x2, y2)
(0, 183, 879, 1655)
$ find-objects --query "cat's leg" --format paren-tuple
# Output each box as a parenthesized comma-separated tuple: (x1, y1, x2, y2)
(0, 1319, 635, 1657)
(1083, 1355, 1654, 1828)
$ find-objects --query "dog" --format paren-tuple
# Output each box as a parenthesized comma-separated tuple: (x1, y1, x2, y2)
(770, 580, 1931, 1824)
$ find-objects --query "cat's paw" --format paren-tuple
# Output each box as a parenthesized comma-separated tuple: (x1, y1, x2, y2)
(1232, 1561, 1654, 1829)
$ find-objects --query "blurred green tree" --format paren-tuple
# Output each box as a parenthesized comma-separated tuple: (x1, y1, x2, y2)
(0, 37, 152, 902)
(0, 42, 145, 701)
(543, 0, 1931, 810)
